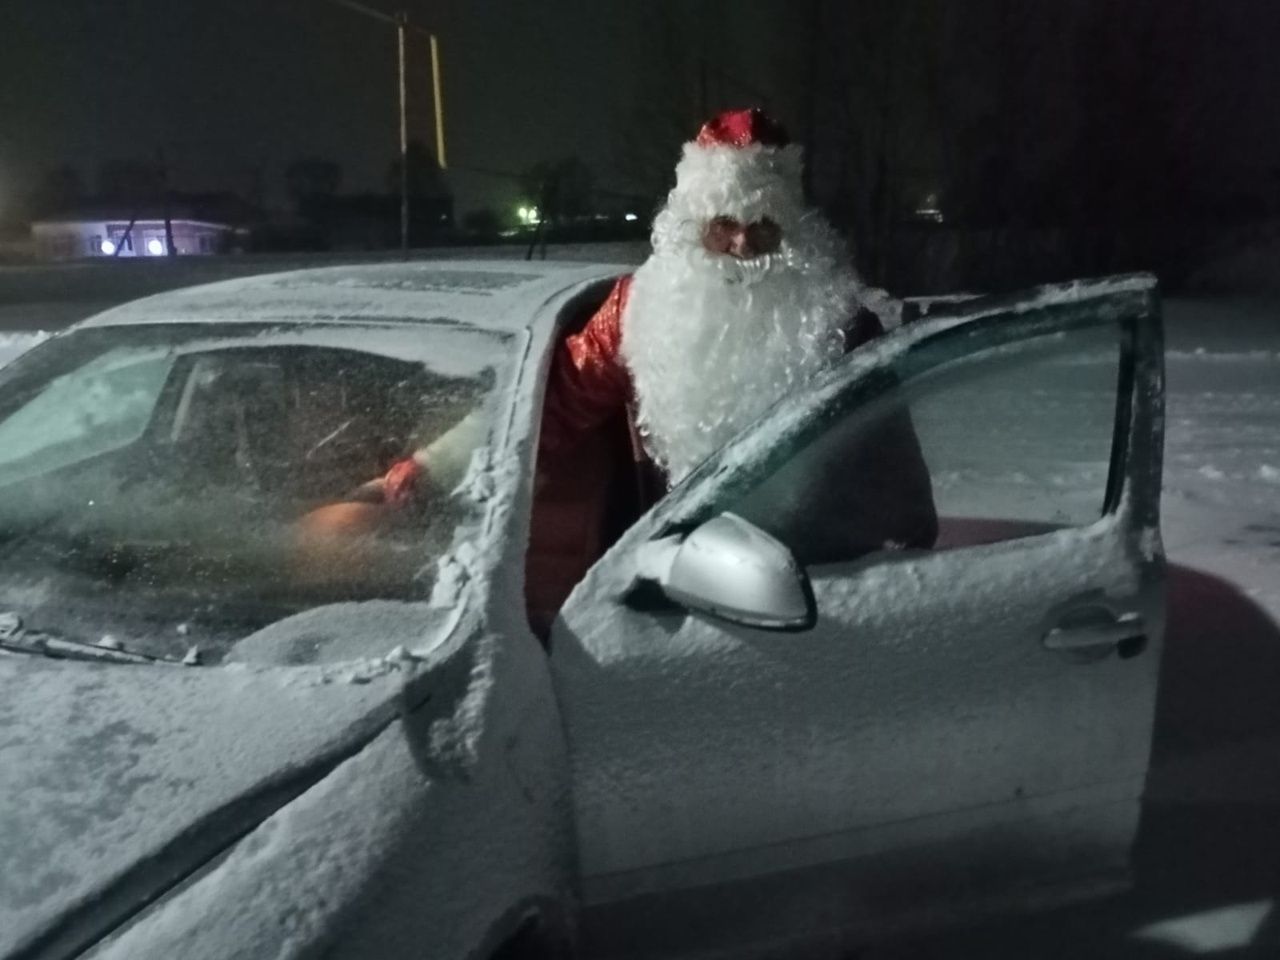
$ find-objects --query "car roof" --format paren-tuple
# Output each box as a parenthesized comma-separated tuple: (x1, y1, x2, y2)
(73, 259, 629, 334)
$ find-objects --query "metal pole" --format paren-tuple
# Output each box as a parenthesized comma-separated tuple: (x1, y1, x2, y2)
(321, 0, 442, 251)
(397, 11, 409, 256)
(430, 34, 447, 169)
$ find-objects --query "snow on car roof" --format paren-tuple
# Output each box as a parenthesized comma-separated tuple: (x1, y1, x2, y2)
(73, 260, 628, 333)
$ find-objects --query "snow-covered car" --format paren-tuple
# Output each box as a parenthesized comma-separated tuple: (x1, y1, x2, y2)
(0, 261, 1165, 960)
(0, 331, 49, 370)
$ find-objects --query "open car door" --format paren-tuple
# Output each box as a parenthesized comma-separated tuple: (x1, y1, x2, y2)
(550, 275, 1165, 955)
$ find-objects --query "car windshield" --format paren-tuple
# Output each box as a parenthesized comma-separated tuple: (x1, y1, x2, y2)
(0, 321, 510, 663)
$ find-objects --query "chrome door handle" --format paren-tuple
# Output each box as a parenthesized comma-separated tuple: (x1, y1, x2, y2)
(1043, 613, 1146, 657)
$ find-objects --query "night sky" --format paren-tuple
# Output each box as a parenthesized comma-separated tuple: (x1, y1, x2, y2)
(4, 1, 1280, 224)
(0, 1, 715, 219)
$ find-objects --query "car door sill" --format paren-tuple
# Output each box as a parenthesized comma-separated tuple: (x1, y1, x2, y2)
(580, 775, 1144, 906)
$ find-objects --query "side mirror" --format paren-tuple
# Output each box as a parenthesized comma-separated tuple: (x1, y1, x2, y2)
(636, 512, 814, 630)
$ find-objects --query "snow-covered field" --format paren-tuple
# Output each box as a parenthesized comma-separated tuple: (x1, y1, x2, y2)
(1161, 299, 1280, 624)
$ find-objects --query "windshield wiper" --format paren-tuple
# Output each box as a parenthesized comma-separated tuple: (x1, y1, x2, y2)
(0, 621, 184, 666)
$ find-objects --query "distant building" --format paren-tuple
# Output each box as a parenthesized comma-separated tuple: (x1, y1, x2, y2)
(30, 196, 255, 261)
(32, 215, 238, 260)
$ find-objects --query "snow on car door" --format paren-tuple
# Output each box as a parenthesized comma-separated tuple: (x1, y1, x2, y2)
(550, 276, 1164, 943)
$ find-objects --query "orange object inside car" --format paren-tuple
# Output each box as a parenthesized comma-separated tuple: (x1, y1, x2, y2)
(298, 500, 390, 536)
(292, 501, 392, 587)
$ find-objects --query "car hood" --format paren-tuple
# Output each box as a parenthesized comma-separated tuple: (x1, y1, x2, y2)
(0, 656, 406, 960)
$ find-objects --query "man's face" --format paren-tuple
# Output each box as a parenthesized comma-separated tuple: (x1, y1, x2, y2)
(626, 182, 858, 481)
(701, 215, 783, 259)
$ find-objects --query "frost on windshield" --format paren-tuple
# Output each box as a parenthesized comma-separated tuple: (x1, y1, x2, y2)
(0, 347, 173, 478)
(0, 322, 510, 663)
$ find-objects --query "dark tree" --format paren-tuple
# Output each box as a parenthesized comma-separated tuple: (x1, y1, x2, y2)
(789, 0, 942, 283)
(96, 159, 163, 203)
(612, 0, 704, 203)
(519, 158, 596, 224)
(462, 208, 501, 236)
(33, 165, 86, 214)
(285, 158, 343, 208)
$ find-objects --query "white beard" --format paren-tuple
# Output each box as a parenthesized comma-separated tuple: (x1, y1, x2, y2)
(620, 199, 864, 484)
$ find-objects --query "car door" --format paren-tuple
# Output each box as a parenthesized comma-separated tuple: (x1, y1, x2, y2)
(549, 275, 1164, 951)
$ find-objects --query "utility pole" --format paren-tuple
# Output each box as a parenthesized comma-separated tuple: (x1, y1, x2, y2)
(430, 32, 447, 169)
(322, 0, 448, 256)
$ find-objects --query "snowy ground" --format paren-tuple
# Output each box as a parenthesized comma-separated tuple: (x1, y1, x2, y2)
(1, 264, 1277, 956)
(1161, 298, 1280, 623)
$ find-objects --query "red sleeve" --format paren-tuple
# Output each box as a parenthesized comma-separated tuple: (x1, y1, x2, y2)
(539, 275, 634, 453)
(382, 456, 423, 508)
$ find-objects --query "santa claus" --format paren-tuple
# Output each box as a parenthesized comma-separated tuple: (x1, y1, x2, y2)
(536, 107, 878, 484)
(369, 108, 933, 631)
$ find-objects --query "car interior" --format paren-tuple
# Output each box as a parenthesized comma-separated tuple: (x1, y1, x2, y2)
(152, 345, 452, 503)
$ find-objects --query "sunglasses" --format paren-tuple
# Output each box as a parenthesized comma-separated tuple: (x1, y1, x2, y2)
(703, 215, 783, 255)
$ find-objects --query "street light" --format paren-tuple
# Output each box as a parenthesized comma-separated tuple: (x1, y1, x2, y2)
(324, 0, 448, 256)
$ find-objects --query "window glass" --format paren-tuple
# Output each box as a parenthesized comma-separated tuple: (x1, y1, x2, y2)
(911, 325, 1120, 534)
(725, 324, 1121, 564)
(0, 347, 174, 480)
(0, 322, 510, 662)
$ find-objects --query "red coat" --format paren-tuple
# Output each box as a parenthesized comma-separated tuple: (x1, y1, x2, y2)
(539, 275, 636, 457)
(526, 276, 645, 635)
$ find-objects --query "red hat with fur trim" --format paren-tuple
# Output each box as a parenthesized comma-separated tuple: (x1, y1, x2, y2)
(695, 108, 791, 149)
(671, 108, 805, 222)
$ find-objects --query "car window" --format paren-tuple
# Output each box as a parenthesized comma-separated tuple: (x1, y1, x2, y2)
(909, 325, 1120, 537)
(723, 324, 1122, 564)
(0, 322, 511, 662)
(0, 347, 174, 480)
